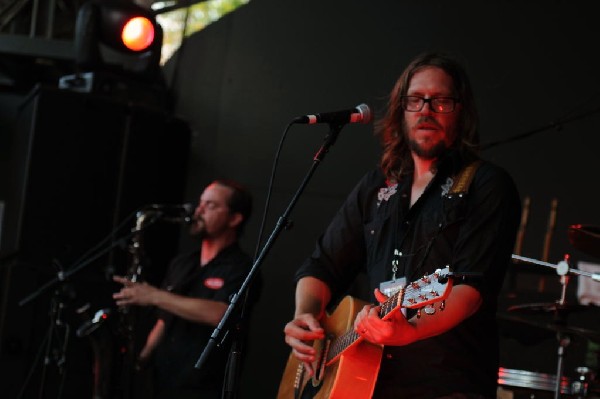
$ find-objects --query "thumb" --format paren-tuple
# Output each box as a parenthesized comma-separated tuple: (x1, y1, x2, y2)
(374, 288, 389, 304)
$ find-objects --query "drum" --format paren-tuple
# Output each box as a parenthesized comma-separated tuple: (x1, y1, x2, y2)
(498, 367, 571, 398)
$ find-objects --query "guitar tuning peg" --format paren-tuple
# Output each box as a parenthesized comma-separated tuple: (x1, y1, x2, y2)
(440, 300, 446, 311)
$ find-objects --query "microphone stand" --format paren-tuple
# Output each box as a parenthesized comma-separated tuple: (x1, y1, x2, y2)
(195, 122, 346, 398)
(18, 212, 165, 308)
(16, 213, 161, 398)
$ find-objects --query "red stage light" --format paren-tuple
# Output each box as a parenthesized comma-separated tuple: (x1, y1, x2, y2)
(121, 16, 155, 52)
(73, 0, 163, 80)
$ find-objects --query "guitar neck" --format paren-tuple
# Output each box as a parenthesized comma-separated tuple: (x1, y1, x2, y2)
(326, 266, 451, 364)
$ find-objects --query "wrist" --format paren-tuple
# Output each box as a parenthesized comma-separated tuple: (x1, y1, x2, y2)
(151, 288, 165, 307)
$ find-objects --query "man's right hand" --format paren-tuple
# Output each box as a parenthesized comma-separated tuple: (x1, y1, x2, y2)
(112, 275, 160, 307)
(283, 313, 325, 377)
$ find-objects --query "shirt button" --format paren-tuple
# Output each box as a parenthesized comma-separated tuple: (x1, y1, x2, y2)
(370, 230, 375, 235)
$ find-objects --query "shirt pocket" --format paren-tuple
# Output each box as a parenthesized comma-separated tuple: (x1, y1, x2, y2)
(441, 195, 467, 227)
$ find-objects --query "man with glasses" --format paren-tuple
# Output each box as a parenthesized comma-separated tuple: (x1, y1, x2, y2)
(281, 52, 521, 398)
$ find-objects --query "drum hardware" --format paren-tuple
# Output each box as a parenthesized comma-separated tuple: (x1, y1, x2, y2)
(507, 253, 600, 399)
(498, 367, 572, 394)
(568, 225, 600, 259)
(497, 312, 600, 344)
(571, 367, 596, 398)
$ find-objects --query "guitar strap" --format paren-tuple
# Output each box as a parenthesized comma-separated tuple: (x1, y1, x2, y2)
(383, 159, 482, 295)
(406, 159, 482, 282)
(448, 159, 482, 196)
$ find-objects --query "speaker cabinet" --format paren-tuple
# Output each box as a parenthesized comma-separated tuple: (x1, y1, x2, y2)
(0, 86, 191, 398)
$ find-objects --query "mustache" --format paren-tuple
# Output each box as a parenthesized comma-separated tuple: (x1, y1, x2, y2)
(190, 216, 205, 229)
(416, 116, 442, 128)
(189, 217, 206, 238)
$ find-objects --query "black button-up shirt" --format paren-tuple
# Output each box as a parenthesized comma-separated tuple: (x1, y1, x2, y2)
(295, 151, 521, 398)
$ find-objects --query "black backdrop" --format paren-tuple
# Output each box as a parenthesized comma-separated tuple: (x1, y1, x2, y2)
(2, 0, 600, 398)
(163, 1, 600, 398)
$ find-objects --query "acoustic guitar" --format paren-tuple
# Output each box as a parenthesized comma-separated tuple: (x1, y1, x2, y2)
(277, 266, 453, 399)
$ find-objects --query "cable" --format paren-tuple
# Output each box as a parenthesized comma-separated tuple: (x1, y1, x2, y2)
(252, 121, 294, 261)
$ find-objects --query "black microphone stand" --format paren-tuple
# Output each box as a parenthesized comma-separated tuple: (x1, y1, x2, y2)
(16, 213, 160, 398)
(195, 122, 346, 399)
(16, 275, 73, 399)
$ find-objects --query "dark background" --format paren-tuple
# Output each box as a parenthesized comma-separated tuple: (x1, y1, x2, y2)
(1, 0, 600, 398)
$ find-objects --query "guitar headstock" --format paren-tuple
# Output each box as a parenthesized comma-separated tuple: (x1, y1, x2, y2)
(401, 266, 452, 310)
(381, 266, 452, 314)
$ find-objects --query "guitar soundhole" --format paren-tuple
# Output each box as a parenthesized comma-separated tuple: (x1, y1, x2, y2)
(301, 378, 323, 399)
(300, 335, 332, 398)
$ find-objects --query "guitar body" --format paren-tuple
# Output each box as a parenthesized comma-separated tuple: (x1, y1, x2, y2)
(277, 267, 452, 399)
(277, 296, 382, 399)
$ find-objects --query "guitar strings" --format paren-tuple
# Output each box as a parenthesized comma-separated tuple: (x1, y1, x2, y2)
(326, 268, 449, 363)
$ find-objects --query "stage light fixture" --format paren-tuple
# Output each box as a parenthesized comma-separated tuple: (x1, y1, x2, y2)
(121, 16, 155, 51)
(74, 0, 162, 79)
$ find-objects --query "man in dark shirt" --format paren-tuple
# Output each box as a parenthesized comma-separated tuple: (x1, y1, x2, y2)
(113, 179, 258, 398)
(281, 52, 521, 398)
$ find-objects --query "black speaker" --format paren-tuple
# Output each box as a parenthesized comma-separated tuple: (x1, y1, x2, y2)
(0, 86, 191, 398)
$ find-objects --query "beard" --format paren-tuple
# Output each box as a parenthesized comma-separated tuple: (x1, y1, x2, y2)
(403, 119, 451, 160)
(188, 217, 206, 238)
(407, 138, 448, 159)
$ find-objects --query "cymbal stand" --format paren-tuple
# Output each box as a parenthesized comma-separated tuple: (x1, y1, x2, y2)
(511, 253, 574, 399)
(554, 256, 571, 399)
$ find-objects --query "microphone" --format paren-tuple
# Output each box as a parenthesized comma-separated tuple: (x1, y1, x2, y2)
(293, 103, 372, 125)
(141, 203, 194, 224)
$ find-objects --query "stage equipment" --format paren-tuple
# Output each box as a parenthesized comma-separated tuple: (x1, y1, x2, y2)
(568, 225, 600, 259)
(115, 206, 155, 398)
(195, 104, 373, 399)
(74, 0, 162, 78)
(292, 103, 372, 125)
(506, 254, 600, 399)
(75, 304, 113, 399)
(60, 0, 166, 103)
(3, 86, 190, 398)
(498, 367, 572, 397)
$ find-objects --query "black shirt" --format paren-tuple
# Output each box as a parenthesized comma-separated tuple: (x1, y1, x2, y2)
(295, 151, 521, 398)
(153, 243, 255, 394)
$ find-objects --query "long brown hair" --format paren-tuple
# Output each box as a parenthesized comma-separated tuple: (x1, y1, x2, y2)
(375, 52, 480, 180)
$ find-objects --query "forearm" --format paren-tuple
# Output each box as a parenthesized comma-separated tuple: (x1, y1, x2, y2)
(113, 276, 229, 326)
(396, 284, 482, 345)
(357, 283, 483, 346)
(284, 276, 330, 373)
(295, 277, 331, 320)
(153, 290, 228, 326)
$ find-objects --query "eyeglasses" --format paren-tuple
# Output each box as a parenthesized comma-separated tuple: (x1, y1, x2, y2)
(400, 96, 460, 113)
